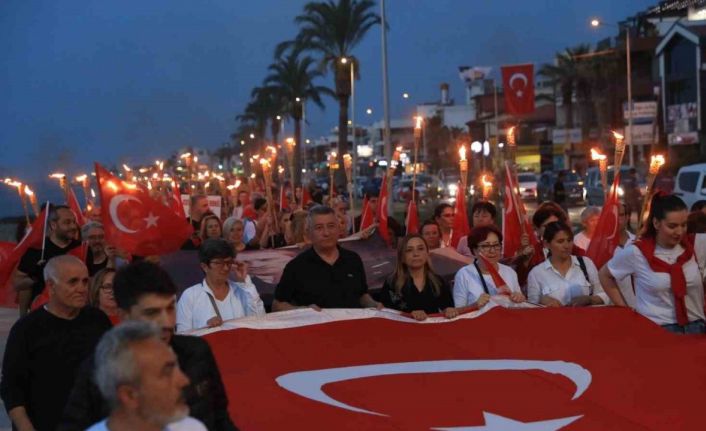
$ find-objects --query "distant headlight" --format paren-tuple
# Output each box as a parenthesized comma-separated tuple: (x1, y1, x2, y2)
(469, 185, 475, 195)
(448, 183, 458, 195)
(520, 187, 527, 193)
(618, 186, 624, 197)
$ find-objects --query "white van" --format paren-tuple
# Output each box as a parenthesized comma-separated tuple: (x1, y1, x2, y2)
(673, 163, 706, 210)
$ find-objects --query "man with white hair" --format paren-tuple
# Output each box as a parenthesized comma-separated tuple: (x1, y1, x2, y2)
(87, 322, 206, 431)
(573, 206, 601, 251)
(1, 255, 111, 431)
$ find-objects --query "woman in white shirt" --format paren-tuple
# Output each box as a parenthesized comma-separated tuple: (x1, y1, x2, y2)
(177, 238, 265, 333)
(454, 225, 525, 309)
(599, 194, 706, 334)
(573, 206, 600, 251)
(527, 221, 608, 307)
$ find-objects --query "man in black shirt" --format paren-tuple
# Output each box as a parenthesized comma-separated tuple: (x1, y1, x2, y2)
(353, 191, 404, 238)
(15, 204, 82, 316)
(273, 205, 382, 311)
(59, 261, 238, 431)
(1, 255, 112, 431)
(81, 222, 116, 276)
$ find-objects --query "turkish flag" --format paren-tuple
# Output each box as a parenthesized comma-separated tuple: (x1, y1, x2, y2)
(450, 182, 469, 249)
(169, 183, 187, 218)
(501, 64, 535, 115)
(359, 196, 374, 231)
(205, 308, 706, 430)
(0, 208, 48, 307)
(302, 187, 312, 208)
(95, 163, 193, 256)
(405, 199, 419, 235)
(376, 174, 391, 245)
(502, 163, 540, 258)
(586, 173, 623, 269)
(68, 186, 87, 227)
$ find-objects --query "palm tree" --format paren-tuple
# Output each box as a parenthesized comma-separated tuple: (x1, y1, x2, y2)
(539, 45, 591, 166)
(265, 48, 333, 186)
(278, 0, 380, 184)
(236, 89, 280, 155)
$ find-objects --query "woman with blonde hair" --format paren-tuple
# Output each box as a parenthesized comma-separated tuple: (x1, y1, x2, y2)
(89, 268, 120, 325)
(380, 234, 457, 321)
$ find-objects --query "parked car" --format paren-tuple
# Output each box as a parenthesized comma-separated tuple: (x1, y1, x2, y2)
(585, 166, 632, 206)
(673, 163, 706, 211)
(517, 172, 538, 201)
(394, 174, 444, 202)
(537, 170, 585, 204)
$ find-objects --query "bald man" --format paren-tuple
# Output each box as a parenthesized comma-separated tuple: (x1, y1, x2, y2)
(1, 255, 111, 431)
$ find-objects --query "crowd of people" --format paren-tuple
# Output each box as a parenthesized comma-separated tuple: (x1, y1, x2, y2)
(2, 181, 706, 430)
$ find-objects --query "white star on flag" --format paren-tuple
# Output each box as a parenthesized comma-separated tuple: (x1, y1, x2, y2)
(144, 212, 160, 228)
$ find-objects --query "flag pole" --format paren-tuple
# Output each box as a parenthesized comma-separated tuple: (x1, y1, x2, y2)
(38, 201, 50, 265)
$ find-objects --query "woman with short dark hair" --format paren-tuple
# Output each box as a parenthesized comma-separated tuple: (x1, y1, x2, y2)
(600, 194, 706, 334)
(528, 221, 607, 307)
(380, 234, 457, 321)
(453, 225, 524, 310)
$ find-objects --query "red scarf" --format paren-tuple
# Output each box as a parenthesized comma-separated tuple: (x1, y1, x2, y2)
(634, 236, 694, 326)
(477, 255, 510, 295)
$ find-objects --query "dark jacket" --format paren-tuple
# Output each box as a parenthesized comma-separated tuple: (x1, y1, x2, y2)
(59, 334, 238, 431)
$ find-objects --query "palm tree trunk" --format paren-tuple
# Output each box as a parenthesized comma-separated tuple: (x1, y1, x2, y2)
(337, 95, 350, 192)
(294, 117, 302, 189)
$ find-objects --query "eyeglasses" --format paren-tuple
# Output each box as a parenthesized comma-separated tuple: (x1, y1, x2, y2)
(100, 283, 113, 292)
(209, 259, 235, 268)
(476, 243, 502, 252)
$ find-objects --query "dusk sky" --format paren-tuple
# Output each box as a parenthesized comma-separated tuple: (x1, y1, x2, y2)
(1, 0, 656, 216)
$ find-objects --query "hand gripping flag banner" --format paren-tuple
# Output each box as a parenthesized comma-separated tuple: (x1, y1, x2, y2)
(586, 173, 623, 270)
(501, 64, 535, 115)
(95, 163, 193, 256)
(201, 307, 706, 430)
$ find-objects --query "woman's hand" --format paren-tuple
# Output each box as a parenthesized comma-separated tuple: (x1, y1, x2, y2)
(509, 291, 526, 303)
(206, 316, 223, 328)
(410, 310, 428, 321)
(476, 293, 491, 308)
(540, 296, 562, 307)
(232, 261, 248, 282)
(568, 295, 593, 307)
(444, 307, 459, 319)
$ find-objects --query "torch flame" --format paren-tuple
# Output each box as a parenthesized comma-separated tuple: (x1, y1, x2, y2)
(180, 152, 191, 159)
(590, 148, 607, 161)
(415, 116, 423, 129)
(266, 145, 277, 157)
(481, 175, 492, 188)
(234, 179, 242, 188)
(459, 145, 467, 161)
(24, 186, 34, 196)
(612, 131, 624, 141)
(122, 164, 132, 172)
(649, 154, 666, 174)
(49, 173, 66, 179)
(75, 174, 88, 182)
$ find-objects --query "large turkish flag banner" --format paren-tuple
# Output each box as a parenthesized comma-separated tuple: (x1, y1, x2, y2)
(502, 64, 535, 115)
(205, 308, 706, 430)
(95, 163, 192, 256)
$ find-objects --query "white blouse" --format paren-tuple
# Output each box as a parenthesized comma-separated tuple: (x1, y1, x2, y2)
(176, 276, 265, 333)
(527, 256, 608, 306)
(607, 242, 705, 326)
(453, 262, 521, 307)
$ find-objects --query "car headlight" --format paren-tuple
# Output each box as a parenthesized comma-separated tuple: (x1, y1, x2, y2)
(520, 187, 527, 193)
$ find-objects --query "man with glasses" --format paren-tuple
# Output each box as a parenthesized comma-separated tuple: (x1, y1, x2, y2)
(177, 238, 265, 332)
(81, 222, 116, 276)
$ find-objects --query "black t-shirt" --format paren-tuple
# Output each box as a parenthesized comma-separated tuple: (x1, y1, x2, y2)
(0, 307, 111, 431)
(85, 248, 108, 277)
(380, 275, 453, 314)
(17, 238, 83, 296)
(275, 246, 368, 308)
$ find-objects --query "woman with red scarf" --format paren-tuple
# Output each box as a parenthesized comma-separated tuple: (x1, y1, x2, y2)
(599, 194, 706, 334)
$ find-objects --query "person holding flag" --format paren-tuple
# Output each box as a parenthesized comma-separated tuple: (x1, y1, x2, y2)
(600, 194, 706, 334)
(379, 234, 457, 321)
(14, 204, 83, 316)
(453, 225, 525, 310)
(527, 221, 608, 307)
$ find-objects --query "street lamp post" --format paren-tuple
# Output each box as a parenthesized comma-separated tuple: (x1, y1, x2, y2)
(592, 18, 634, 167)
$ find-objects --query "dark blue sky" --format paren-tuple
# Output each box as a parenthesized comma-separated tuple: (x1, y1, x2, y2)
(0, 0, 656, 216)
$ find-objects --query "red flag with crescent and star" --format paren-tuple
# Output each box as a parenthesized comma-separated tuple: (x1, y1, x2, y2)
(95, 163, 193, 256)
(501, 64, 535, 115)
(376, 174, 391, 245)
(586, 173, 623, 269)
(502, 163, 540, 259)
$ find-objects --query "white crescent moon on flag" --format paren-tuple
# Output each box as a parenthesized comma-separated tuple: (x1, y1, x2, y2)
(276, 359, 591, 416)
(109, 194, 141, 234)
(509, 73, 528, 90)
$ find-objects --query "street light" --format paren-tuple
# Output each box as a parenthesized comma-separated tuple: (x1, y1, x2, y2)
(402, 92, 409, 99)
(366, 108, 373, 115)
(249, 133, 255, 139)
(591, 17, 634, 167)
(340, 57, 348, 64)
